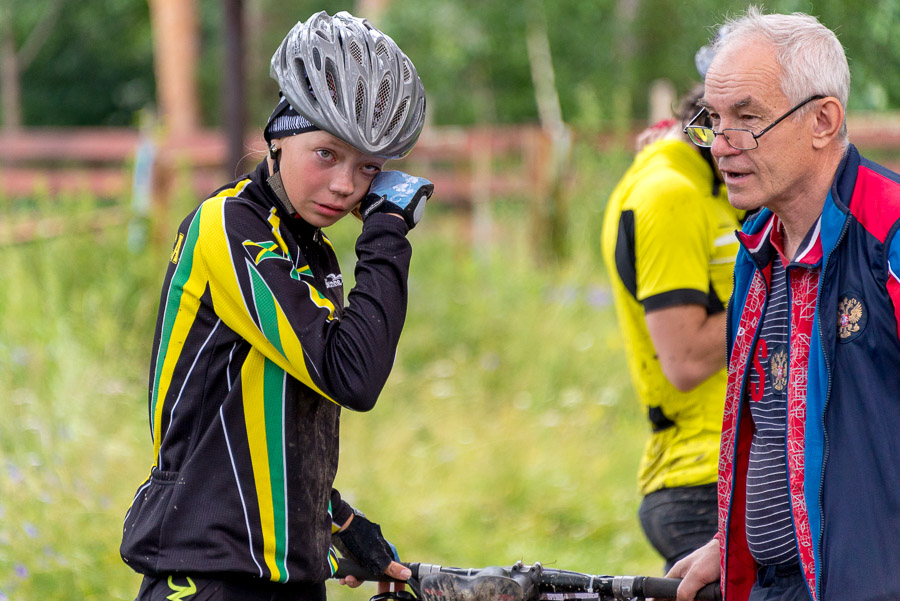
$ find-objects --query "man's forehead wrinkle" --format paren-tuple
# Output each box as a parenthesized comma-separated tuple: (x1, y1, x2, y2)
(696, 96, 747, 107)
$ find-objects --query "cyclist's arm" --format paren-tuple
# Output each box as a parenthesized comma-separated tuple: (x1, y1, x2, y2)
(200, 197, 411, 411)
(645, 305, 726, 391)
(629, 174, 728, 391)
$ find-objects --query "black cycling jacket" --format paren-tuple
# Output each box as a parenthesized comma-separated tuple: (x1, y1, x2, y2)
(121, 159, 410, 583)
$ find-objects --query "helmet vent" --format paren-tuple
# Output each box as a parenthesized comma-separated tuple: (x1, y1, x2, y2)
(324, 60, 340, 106)
(401, 98, 425, 142)
(354, 80, 366, 124)
(294, 58, 317, 101)
(312, 47, 322, 71)
(373, 77, 392, 128)
(349, 40, 364, 66)
(269, 11, 426, 158)
(386, 97, 408, 136)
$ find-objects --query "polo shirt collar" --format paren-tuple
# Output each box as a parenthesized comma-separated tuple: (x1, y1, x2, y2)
(738, 212, 823, 270)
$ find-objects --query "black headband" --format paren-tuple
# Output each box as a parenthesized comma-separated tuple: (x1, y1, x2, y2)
(263, 96, 318, 144)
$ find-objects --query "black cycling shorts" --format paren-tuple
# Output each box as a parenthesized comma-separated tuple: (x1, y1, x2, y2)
(135, 574, 327, 601)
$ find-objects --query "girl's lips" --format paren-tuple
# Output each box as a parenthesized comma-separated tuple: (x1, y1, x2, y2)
(315, 203, 345, 216)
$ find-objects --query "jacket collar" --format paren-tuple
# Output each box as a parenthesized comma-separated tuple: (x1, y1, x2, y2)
(738, 211, 823, 269)
(246, 159, 321, 240)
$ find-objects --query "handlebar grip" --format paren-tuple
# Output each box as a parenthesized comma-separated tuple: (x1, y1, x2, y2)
(635, 576, 721, 601)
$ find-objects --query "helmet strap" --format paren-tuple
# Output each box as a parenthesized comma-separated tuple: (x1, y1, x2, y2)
(265, 142, 298, 216)
(266, 167, 296, 217)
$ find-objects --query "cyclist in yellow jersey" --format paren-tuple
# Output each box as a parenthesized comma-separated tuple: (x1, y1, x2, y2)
(601, 86, 744, 571)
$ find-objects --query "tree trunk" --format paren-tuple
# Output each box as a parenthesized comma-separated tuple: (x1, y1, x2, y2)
(613, 0, 640, 129)
(525, 0, 571, 260)
(148, 0, 200, 135)
(0, 0, 64, 131)
(0, 0, 22, 131)
(223, 0, 247, 177)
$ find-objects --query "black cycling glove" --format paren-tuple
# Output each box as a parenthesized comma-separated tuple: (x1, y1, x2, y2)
(335, 509, 398, 576)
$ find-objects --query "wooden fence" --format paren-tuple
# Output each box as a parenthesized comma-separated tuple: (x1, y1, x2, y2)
(2, 115, 900, 246)
(0, 125, 555, 246)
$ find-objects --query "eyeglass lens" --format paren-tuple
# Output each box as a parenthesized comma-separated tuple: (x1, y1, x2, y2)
(686, 126, 758, 150)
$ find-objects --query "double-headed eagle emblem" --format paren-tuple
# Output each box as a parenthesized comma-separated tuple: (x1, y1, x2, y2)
(838, 296, 864, 340)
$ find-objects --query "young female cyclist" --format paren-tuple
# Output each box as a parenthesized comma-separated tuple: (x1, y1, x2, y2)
(121, 11, 432, 601)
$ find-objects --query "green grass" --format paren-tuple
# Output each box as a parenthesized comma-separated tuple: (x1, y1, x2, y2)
(0, 144, 660, 601)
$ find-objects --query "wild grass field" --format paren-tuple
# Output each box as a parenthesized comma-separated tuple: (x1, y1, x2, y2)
(0, 143, 662, 601)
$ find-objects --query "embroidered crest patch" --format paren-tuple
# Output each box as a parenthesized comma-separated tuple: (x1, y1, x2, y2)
(837, 294, 866, 342)
(769, 344, 789, 392)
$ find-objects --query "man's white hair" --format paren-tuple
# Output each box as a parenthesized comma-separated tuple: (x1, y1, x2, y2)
(713, 5, 849, 139)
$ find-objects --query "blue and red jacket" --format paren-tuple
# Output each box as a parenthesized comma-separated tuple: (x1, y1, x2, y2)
(719, 144, 900, 601)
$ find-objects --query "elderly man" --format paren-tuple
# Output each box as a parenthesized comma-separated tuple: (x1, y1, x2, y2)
(669, 7, 900, 601)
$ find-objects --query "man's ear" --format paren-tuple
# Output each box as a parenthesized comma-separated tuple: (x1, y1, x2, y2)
(812, 97, 844, 148)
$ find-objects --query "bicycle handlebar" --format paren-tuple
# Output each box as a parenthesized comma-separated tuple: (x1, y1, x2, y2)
(334, 559, 721, 601)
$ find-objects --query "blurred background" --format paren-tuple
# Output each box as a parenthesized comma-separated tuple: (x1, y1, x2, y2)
(2, 0, 900, 599)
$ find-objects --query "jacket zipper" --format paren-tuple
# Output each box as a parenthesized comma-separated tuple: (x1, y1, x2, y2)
(814, 213, 850, 601)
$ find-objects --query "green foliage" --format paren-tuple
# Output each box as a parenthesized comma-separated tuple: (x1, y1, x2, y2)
(12, 0, 900, 129)
(382, 0, 900, 125)
(17, 0, 155, 126)
(0, 215, 159, 600)
(0, 146, 658, 600)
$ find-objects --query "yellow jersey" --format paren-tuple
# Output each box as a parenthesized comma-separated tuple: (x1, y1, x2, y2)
(601, 138, 743, 495)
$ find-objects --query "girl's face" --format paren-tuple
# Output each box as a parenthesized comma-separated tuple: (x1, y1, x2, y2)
(273, 131, 386, 228)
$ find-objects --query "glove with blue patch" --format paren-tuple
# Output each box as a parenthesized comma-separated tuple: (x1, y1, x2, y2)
(359, 170, 434, 230)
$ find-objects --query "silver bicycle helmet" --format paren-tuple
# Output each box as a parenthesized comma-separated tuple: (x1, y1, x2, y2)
(270, 11, 426, 159)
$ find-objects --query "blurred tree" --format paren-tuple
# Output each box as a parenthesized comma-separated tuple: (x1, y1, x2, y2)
(149, 0, 200, 134)
(12, 0, 154, 127)
(525, 0, 571, 258)
(5, 0, 900, 128)
(0, 0, 65, 130)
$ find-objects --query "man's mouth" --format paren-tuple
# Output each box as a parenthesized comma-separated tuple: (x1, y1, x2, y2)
(720, 168, 751, 183)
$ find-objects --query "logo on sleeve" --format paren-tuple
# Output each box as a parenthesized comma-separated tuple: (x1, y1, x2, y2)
(243, 240, 289, 265)
(837, 294, 866, 343)
(325, 273, 343, 289)
(170, 233, 185, 264)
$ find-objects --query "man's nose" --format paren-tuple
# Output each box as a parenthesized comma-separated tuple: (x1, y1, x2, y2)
(711, 132, 740, 159)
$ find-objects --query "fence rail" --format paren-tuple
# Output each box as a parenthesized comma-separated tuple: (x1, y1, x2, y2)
(0, 126, 556, 202)
(2, 115, 900, 246)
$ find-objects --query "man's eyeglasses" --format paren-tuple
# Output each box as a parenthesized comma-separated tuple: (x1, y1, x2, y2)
(683, 95, 825, 150)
